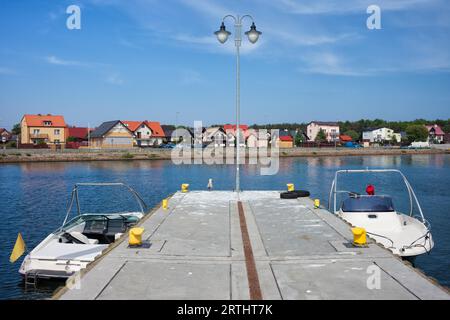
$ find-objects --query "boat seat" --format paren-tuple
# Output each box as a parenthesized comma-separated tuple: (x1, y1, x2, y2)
(69, 231, 99, 245)
(105, 219, 127, 237)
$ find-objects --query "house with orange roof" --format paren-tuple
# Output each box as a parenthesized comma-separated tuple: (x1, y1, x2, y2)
(122, 120, 165, 147)
(145, 121, 165, 146)
(20, 114, 67, 145)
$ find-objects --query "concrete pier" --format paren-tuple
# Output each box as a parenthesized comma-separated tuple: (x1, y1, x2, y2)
(57, 191, 449, 300)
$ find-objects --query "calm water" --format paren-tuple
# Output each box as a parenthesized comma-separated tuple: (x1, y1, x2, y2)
(1, 154, 449, 299)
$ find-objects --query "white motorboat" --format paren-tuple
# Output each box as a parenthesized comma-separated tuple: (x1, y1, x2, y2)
(19, 183, 148, 283)
(328, 169, 433, 258)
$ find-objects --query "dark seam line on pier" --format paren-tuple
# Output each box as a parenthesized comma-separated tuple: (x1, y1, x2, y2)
(229, 264, 233, 300)
(268, 263, 284, 300)
(238, 201, 263, 300)
(373, 261, 421, 300)
(94, 260, 128, 300)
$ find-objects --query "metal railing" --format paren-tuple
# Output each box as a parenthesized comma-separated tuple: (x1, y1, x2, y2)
(61, 182, 148, 229)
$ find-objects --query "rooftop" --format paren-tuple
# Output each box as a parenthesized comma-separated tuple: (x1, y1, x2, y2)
(68, 127, 91, 140)
(426, 124, 445, 135)
(308, 121, 339, 127)
(23, 114, 66, 127)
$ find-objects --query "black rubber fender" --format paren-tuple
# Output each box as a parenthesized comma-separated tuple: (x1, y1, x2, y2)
(280, 190, 311, 199)
(292, 190, 310, 198)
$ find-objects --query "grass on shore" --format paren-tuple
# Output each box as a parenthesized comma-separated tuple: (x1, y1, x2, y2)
(122, 152, 134, 159)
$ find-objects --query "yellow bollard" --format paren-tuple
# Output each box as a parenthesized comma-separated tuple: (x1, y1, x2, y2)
(352, 227, 367, 246)
(287, 183, 295, 192)
(314, 199, 320, 209)
(181, 183, 189, 193)
(129, 227, 145, 246)
(162, 198, 168, 210)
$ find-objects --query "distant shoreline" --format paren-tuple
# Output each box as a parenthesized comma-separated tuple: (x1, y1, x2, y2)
(0, 147, 448, 164)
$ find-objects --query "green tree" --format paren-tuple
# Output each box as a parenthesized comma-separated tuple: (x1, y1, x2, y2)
(12, 123, 21, 135)
(66, 136, 77, 142)
(294, 133, 304, 146)
(406, 125, 428, 142)
(443, 124, 450, 134)
(344, 130, 360, 141)
(315, 129, 327, 142)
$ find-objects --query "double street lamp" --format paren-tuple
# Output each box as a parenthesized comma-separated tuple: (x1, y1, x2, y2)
(214, 15, 261, 193)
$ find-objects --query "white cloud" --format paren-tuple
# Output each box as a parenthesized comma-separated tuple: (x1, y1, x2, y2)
(274, 0, 440, 15)
(171, 33, 263, 55)
(268, 29, 358, 46)
(45, 55, 85, 66)
(86, 0, 450, 76)
(299, 52, 370, 76)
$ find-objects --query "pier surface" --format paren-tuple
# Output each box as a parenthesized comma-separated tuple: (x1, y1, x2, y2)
(58, 191, 449, 300)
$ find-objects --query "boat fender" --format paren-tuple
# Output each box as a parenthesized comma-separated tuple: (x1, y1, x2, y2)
(280, 190, 310, 199)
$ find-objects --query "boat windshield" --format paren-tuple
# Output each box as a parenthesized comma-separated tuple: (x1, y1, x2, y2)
(61, 213, 139, 232)
(341, 196, 395, 213)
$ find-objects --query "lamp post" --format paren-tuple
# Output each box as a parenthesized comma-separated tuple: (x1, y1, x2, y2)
(215, 15, 261, 193)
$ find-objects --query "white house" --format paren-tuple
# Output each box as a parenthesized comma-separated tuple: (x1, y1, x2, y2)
(426, 124, 445, 144)
(203, 127, 226, 147)
(122, 121, 165, 147)
(362, 128, 401, 146)
(306, 121, 340, 142)
(244, 129, 268, 148)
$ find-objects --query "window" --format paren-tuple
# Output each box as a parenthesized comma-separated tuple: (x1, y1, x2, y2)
(54, 129, 60, 135)
(54, 139, 60, 144)
(44, 121, 52, 126)
(33, 129, 40, 135)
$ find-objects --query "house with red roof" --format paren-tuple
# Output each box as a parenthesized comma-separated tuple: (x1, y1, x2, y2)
(20, 114, 67, 145)
(426, 124, 445, 144)
(339, 134, 353, 142)
(276, 135, 294, 148)
(223, 124, 249, 147)
(67, 127, 92, 142)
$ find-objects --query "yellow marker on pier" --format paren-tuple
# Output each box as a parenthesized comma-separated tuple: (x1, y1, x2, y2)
(181, 184, 189, 193)
(314, 199, 320, 209)
(352, 227, 367, 246)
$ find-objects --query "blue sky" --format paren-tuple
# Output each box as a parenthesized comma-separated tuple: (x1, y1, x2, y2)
(1, 0, 449, 129)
